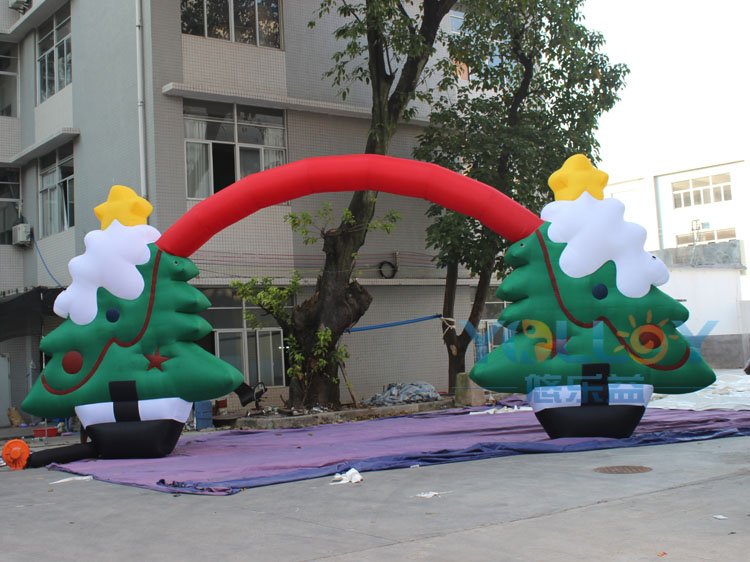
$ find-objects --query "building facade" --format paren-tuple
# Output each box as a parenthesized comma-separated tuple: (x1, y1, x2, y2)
(0, 0, 481, 423)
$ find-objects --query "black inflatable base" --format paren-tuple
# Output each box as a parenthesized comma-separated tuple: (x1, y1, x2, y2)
(24, 419, 185, 468)
(87, 419, 185, 459)
(26, 443, 99, 469)
(535, 405, 646, 439)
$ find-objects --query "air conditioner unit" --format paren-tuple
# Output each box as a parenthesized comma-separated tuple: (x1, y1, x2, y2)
(8, 0, 30, 12)
(12, 223, 32, 247)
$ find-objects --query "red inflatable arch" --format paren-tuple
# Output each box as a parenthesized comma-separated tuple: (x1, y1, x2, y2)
(156, 155, 543, 257)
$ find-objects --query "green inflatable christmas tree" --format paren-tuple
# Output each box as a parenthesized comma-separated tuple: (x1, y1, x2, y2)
(22, 244, 243, 418)
(470, 156, 715, 438)
(21, 186, 243, 459)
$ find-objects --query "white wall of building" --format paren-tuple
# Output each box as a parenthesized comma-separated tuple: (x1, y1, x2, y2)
(661, 268, 743, 337)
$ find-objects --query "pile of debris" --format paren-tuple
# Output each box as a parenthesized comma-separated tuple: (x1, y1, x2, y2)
(363, 381, 441, 407)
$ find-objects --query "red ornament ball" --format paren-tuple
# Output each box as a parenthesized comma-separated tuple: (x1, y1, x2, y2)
(62, 351, 84, 374)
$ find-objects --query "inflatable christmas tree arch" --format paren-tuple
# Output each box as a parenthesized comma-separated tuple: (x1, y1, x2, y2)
(8, 154, 715, 468)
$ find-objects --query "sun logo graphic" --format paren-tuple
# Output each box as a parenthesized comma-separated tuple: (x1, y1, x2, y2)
(615, 310, 680, 366)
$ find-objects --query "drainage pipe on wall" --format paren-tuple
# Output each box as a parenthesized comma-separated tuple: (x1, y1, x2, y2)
(135, 0, 148, 202)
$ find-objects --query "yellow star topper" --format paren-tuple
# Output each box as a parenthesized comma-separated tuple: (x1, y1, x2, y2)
(548, 154, 609, 201)
(94, 185, 153, 230)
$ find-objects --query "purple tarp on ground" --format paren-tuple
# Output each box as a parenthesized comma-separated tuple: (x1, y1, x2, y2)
(49, 408, 750, 495)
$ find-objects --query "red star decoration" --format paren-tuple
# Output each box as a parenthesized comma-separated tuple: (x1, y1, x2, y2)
(144, 348, 170, 371)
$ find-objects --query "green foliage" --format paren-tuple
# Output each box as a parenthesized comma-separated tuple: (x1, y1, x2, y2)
(232, 270, 349, 398)
(424, 207, 505, 277)
(231, 272, 301, 329)
(309, 0, 441, 106)
(286, 329, 350, 389)
(372, 208, 402, 234)
(285, 334, 305, 382)
(415, 0, 629, 277)
(284, 204, 402, 245)
(310, 1, 457, 152)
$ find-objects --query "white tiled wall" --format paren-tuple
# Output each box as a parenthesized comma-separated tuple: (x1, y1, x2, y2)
(35, 227, 74, 286)
(34, 86, 73, 142)
(0, 5, 20, 31)
(0, 117, 21, 163)
(0, 246, 24, 287)
(182, 34, 288, 101)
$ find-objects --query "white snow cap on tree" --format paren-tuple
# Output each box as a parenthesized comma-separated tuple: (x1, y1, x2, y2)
(53, 220, 161, 325)
(540, 192, 669, 298)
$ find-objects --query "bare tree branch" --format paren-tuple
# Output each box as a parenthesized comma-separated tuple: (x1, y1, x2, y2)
(396, 0, 416, 35)
(386, 0, 457, 121)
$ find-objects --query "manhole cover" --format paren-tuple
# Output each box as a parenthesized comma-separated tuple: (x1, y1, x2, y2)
(593, 465, 652, 474)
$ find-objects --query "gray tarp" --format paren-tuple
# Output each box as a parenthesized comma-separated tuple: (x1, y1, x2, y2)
(364, 381, 441, 407)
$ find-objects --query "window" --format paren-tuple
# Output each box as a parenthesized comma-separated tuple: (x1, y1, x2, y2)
(200, 287, 287, 387)
(672, 172, 732, 209)
(184, 99, 286, 198)
(0, 168, 20, 245)
(38, 143, 74, 238)
(181, 0, 281, 49)
(37, 3, 72, 103)
(0, 43, 18, 117)
(675, 227, 736, 246)
(483, 300, 506, 320)
(448, 10, 464, 33)
(715, 227, 737, 240)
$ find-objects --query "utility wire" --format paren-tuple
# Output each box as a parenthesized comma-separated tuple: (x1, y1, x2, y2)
(33, 236, 62, 287)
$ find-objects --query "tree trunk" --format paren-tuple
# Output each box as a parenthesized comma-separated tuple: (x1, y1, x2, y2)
(448, 350, 467, 391)
(288, 189, 378, 409)
(287, 0, 457, 409)
(442, 261, 494, 392)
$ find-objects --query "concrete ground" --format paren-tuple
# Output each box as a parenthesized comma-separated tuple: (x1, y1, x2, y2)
(1, 432, 748, 561)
